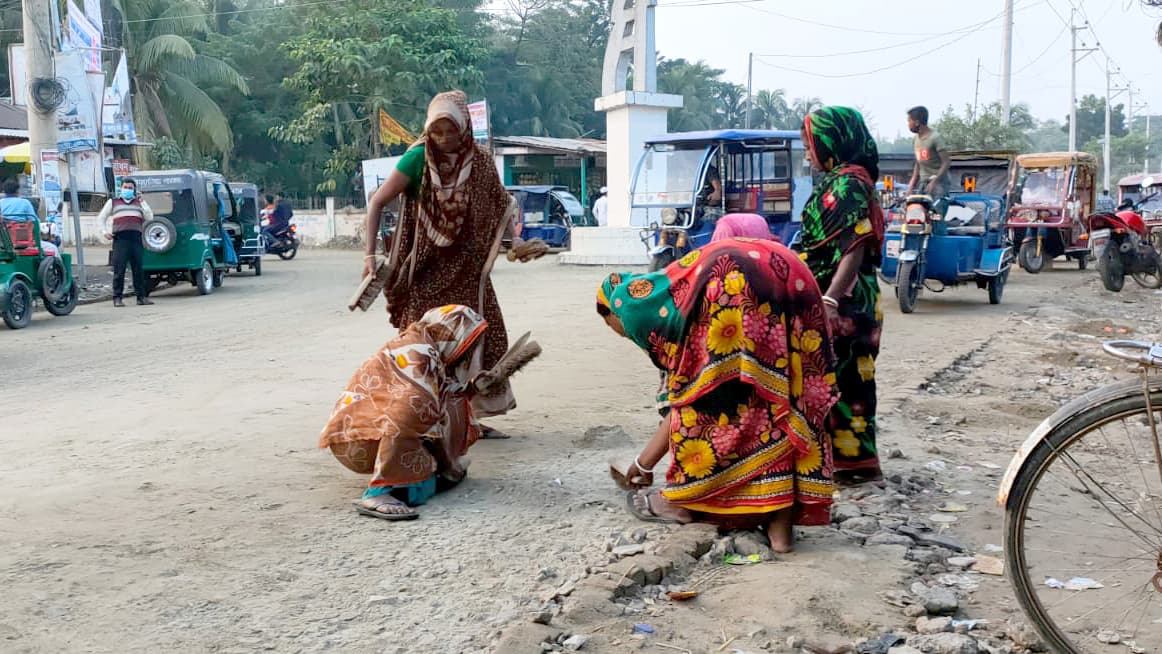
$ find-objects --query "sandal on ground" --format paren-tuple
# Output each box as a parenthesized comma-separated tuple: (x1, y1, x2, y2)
(833, 469, 885, 488)
(625, 489, 685, 525)
(480, 425, 511, 440)
(353, 495, 419, 521)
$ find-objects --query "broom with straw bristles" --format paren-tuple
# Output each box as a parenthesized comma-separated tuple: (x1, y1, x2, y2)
(473, 332, 542, 396)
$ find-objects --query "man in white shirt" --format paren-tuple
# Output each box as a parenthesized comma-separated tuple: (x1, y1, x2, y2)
(593, 186, 609, 227)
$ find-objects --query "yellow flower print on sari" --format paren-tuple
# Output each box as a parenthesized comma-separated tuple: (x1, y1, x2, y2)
(680, 406, 699, 428)
(854, 218, 872, 235)
(676, 439, 717, 479)
(833, 429, 861, 458)
(795, 437, 823, 475)
(678, 250, 701, 268)
(857, 355, 875, 382)
(800, 329, 822, 354)
(707, 308, 753, 355)
(850, 416, 868, 433)
(723, 270, 746, 295)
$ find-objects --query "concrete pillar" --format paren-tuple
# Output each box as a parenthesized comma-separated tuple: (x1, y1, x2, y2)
(558, 91, 682, 266)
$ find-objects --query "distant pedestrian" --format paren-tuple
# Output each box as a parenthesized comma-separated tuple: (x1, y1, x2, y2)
(593, 186, 609, 227)
(98, 178, 154, 307)
(1097, 189, 1117, 212)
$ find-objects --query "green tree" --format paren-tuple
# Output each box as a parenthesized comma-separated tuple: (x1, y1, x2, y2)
(107, 0, 249, 154)
(275, 0, 487, 191)
(750, 89, 789, 130)
(1063, 94, 1126, 148)
(658, 58, 727, 131)
(935, 102, 1028, 152)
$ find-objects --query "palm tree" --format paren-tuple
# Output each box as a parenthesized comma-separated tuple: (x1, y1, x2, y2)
(108, 0, 249, 154)
(752, 89, 789, 130)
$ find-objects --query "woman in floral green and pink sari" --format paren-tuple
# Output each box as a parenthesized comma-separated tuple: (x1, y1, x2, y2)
(598, 239, 839, 552)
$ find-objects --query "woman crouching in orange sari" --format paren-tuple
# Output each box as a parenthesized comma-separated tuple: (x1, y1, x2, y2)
(319, 305, 488, 520)
(598, 239, 839, 551)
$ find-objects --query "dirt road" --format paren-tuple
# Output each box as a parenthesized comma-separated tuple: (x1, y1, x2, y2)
(1, 250, 1156, 653)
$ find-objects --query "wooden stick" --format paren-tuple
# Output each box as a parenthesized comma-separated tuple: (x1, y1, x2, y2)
(655, 644, 692, 654)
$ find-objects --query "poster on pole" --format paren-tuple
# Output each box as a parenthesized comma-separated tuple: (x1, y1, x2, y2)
(83, 0, 103, 39)
(8, 44, 25, 106)
(467, 100, 489, 144)
(40, 150, 63, 235)
(54, 50, 99, 154)
(66, 0, 102, 74)
(103, 52, 137, 142)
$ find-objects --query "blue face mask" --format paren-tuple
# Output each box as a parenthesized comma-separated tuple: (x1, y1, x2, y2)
(120, 188, 135, 202)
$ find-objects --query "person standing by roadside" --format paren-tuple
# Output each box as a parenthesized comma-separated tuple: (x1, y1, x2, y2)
(1097, 189, 1117, 212)
(905, 106, 950, 199)
(593, 186, 609, 227)
(99, 178, 154, 307)
(799, 106, 886, 486)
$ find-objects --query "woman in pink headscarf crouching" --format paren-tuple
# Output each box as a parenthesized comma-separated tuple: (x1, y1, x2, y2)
(711, 213, 777, 242)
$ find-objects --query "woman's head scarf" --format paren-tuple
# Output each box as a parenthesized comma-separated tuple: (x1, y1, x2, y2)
(712, 213, 776, 242)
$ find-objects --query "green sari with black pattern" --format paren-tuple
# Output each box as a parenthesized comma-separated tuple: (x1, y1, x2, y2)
(799, 106, 885, 480)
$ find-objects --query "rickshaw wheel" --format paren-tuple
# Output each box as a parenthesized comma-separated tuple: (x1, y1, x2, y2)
(1131, 250, 1162, 290)
(2, 279, 33, 329)
(44, 280, 78, 317)
(195, 262, 214, 296)
(1077, 256, 1087, 270)
(1018, 241, 1044, 274)
(896, 261, 919, 314)
(987, 269, 1007, 305)
(212, 269, 225, 288)
(253, 257, 262, 277)
(649, 251, 675, 272)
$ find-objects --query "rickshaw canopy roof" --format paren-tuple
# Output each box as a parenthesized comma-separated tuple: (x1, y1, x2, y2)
(506, 185, 569, 194)
(949, 150, 1018, 166)
(131, 169, 224, 191)
(644, 129, 801, 147)
(1016, 151, 1097, 170)
(1116, 173, 1160, 188)
(229, 182, 258, 198)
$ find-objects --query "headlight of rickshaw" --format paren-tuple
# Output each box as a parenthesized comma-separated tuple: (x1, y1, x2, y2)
(661, 208, 678, 225)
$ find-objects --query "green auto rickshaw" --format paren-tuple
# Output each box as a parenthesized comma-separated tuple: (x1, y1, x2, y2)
(0, 218, 78, 329)
(227, 182, 263, 276)
(132, 170, 239, 295)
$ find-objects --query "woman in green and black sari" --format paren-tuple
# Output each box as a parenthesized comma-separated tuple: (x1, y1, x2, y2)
(798, 106, 885, 485)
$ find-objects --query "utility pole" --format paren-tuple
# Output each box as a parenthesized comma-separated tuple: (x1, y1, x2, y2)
(1000, 0, 1014, 123)
(972, 58, 982, 123)
(1070, 9, 1097, 152)
(1104, 60, 1112, 192)
(22, 0, 56, 199)
(745, 52, 753, 129)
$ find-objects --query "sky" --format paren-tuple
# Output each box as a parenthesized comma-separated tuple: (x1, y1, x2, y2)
(646, 0, 1162, 138)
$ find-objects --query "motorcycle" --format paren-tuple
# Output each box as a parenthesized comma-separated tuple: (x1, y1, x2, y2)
(1087, 176, 1162, 292)
(263, 223, 299, 260)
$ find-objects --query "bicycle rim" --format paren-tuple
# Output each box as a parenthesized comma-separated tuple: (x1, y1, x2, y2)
(1007, 390, 1162, 652)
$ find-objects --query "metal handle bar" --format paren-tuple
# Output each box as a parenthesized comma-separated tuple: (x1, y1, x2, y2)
(1102, 340, 1162, 367)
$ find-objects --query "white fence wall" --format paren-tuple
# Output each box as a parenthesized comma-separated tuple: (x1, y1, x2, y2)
(59, 198, 368, 248)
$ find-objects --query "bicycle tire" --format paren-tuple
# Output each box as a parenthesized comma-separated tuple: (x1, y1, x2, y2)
(1004, 377, 1162, 652)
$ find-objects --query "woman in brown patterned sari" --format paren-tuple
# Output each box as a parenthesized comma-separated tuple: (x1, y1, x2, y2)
(363, 91, 542, 436)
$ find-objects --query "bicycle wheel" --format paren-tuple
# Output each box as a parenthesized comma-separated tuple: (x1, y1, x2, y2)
(1005, 377, 1162, 652)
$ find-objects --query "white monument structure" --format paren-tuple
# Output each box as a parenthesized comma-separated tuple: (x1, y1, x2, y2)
(558, 0, 682, 265)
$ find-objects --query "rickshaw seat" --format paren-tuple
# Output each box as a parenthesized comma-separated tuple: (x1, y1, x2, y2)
(6, 221, 40, 255)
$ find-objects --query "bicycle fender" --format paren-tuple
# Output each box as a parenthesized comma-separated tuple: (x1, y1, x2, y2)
(997, 377, 1162, 508)
(898, 250, 920, 263)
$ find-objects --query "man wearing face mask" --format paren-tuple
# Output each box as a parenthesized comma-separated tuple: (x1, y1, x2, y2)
(99, 178, 155, 307)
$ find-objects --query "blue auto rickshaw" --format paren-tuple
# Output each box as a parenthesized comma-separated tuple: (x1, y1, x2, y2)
(630, 130, 813, 271)
(880, 151, 1017, 312)
(506, 185, 589, 249)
